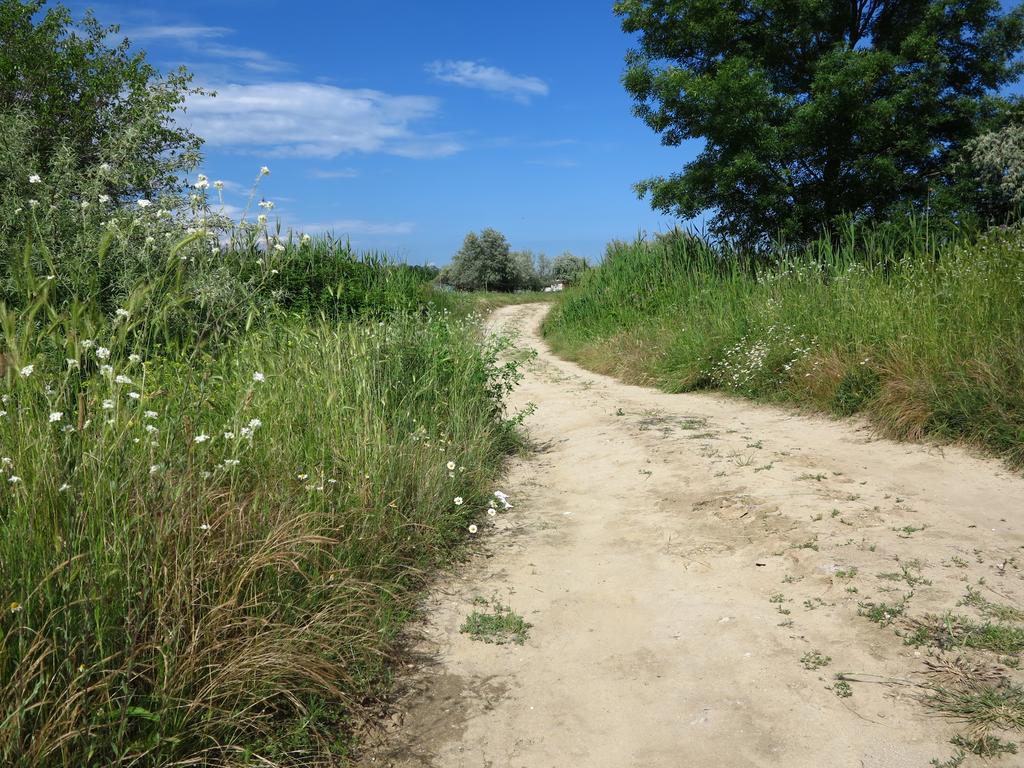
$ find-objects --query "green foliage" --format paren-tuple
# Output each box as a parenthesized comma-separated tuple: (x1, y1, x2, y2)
(441, 228, 519, 292)
(0, 177, 524, 764)
(551, 252, 590, 285)
(832, 366, 882, 416)
(970, 108, 1024, 208)
(615, 0, 1024, 246)
(0, 0, 204, 197)
(0, 309, 522, 766)
(544, 222, 1024, 466)
(510, 249, 549, 291)
(460, 601, 532, 645)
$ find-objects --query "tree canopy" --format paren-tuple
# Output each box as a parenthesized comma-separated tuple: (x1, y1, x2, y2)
(615, 0, 1024, 246)
(0, 0, 204, 198)
(441, 229, 519, 291)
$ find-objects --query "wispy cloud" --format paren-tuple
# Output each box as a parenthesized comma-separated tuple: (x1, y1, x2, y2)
(427, 60, 549, 103)
(122, 24, 230, 40)
(124, 23, 291, 74)
(184, 82, 462, 159)
(298, 219, 416, 236)
(311, 168, 360, 179)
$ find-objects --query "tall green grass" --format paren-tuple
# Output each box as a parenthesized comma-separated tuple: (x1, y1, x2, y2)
(0, 172, 525, 765)
(544, 222, 1024, 466)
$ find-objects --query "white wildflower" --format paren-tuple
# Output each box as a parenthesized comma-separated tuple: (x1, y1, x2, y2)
(223, 431, 235, 440)
(28, 174, 41, 184)
(446, 461, 456, 471)
(199, 523, 211, 531)
(259, 166, 271, 175)
(48, 412, 62, 423)
(114, 308, 129, 320)
(137, 199, 151, 208)
(149, 464, 161, 474)
(194, 174, 210, 190)
(98, 194, 111, 204)
(19, 365, 34, 378)
(273, 242, 285, 252)
(8, 476, 21, 484)
(468, 524, 478, 534)
(28, 199, 39, 208)
(96, 347, 111, 360)
(114, 374, 131, 385)
(454, 496, 464, 506)
(144, 410, 158, 419)
(252, 371, 265, 383)
(194, 433, 211, 443)
(297, 473, 309, 481)
(127, 391, 141, 400)
(213, 180, 224, 191)
(100, 365, 113, 376)
(102, 399, 115, 410)
(487, 508, 497, 517)
(247, 418, 262, 429)
(128, 354, 141, 364)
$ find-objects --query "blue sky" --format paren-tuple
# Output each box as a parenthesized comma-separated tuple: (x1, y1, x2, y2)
(72, 1, 686, 265)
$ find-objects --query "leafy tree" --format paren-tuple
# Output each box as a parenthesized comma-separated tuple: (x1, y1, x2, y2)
(0, 0, 204, 199)
(510, 250, 541, 290)
(615, 0, 1024, 246)
(969, 110, 1024, 208)
(551, 252, 590, 284)
(443, 228, 519, 291)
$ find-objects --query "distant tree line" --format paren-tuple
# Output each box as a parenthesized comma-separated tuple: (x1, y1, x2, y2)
(438, 228, 589, 292)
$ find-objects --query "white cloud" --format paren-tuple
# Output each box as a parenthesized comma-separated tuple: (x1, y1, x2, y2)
(124, 24, 291, 73)
(123, 24, 231, 41)
(311, 168, 360, 179)
(298, 219, 416, 236)
(183, 82, 462, 159)
(427, 60, 549, 103)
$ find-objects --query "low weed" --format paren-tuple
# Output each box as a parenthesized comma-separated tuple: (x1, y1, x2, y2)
(800, 650, 832, 670)
(460, 600, 532, 645)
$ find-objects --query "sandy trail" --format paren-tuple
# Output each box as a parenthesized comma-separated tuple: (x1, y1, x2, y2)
(360, 303, 1024, 768)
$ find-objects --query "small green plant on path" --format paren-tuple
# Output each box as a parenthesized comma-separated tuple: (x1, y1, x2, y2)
(800, 650, 831, 670)
(461, 599, 532, 645)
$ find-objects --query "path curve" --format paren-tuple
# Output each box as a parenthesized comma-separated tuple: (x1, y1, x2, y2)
(360, 302, 1024, 768)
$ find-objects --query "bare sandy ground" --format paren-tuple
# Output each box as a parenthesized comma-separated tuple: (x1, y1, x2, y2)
(358, 303, 1024, 768)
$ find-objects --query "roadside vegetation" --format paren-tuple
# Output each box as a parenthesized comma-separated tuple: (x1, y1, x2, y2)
(544, 222, 1024, 467)
(0, 3, 524, 765)
(545, 0, 1024, 468)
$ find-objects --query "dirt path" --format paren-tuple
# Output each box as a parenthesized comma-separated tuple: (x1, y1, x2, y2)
(360, 303, 1024, 768)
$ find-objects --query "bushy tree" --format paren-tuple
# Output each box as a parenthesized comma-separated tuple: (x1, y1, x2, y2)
(0, 1, 204, 198)
(441, 228, 519, 291)
(969, 111, 1024, 208)
(551, 252, 589, 285)
(616, 0, 1024, 246)
(0, 1, 210, 315)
